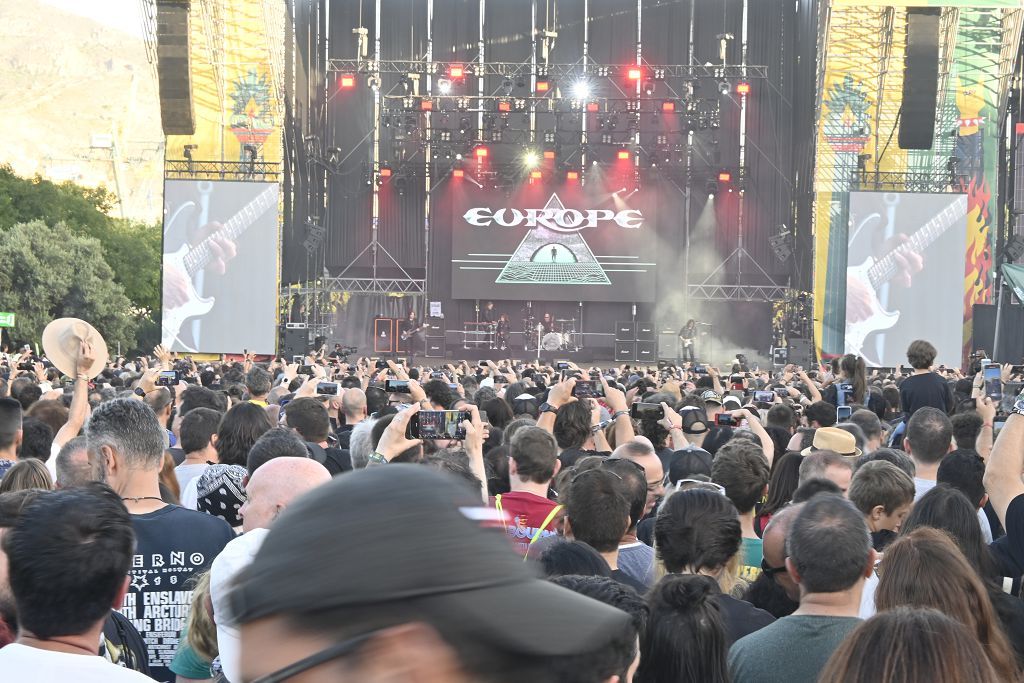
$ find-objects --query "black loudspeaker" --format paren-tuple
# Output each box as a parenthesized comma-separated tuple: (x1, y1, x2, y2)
(973, 303, 1024, 364)
(280, 328, 309, 359)
(425, 336, 445, 358)
(898, 8, 941, 150)
(787, 338, 814, 369)
(636, 341, 657, 362)
(636, 322, 656, 341)
(156, 0, 196, 135)
(615, 341, 636, 362)
(615, 321, 636, 341)
(658, 332, 678, 358)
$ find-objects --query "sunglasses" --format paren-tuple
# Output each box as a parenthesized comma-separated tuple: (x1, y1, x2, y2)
(760, 558, 788, 578)
(673, 479, 727, 495)
(250, 631, 376, 683)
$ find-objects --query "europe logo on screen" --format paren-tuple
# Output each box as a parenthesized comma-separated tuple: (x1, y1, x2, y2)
(454, 192, 654, 302)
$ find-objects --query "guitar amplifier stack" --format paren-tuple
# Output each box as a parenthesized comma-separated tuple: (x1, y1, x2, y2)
(614, 321, 656, 362)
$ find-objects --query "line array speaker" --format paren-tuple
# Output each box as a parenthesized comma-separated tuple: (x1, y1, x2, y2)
(898, 8, 941, 150)
(156, 0, 196, 136)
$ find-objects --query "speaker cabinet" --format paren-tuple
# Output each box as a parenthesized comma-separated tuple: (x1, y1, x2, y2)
(898, 8, 941, 150)
(636, 341, 657, 362)
(615, 321, 637, 341)
(658, 332, 679, 358)
(636, 322, 656, 341)
(615, 341, 636, 362)
(425, 336, 445, 358)
(280, 328, 308, 359)
(156, 0, 196, 135)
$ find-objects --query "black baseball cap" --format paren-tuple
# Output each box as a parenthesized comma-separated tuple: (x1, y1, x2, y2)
(227, 465, 629, 656)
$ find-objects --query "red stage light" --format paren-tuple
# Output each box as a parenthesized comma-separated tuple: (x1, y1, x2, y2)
(717, 171, 732, 182)
(530, 170, 543, 179)
(449, 64, 464, 79)
(339, 74, 356, 89)
(736, 82, 751, 95)
(617, 149, 631, 160)
(420, 99, 433, 111)
(566, 171, 579, 181)
(543, 150, 556, 160)
(453, 168, 465, 178)
(379, 167, 392, 178)
(586, 101, 600, 113)
(535, 78, 550, 92)
(627, 67, 642, 81)
(661, 100, 676, 112)
(475, 146, 489, 158)
(497, 100, 512, 113)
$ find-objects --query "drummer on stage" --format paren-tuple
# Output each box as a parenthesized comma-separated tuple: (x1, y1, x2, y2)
(540, 312, 555, 335)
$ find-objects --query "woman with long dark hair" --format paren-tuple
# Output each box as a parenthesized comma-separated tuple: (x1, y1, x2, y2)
(754, 451, 802, 536)
(214, 401, 273, 467)
(634, 574, 730, 683)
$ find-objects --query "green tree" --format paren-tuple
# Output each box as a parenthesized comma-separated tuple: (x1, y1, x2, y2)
(0, 221, 139, 351)
(0, 165, 162, 313)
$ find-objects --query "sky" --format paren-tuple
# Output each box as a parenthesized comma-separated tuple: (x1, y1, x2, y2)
(41, 0, 145, 38)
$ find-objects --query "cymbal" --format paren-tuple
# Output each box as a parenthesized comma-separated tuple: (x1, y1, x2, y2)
(555, 318, 578, 322)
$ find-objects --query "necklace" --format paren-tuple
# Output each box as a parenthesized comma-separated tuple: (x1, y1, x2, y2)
(121, 496, 164, 503)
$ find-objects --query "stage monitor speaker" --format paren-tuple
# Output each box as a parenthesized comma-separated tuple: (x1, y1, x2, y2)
(615, 341, 636, 362)
(425, 336, 445, 358)
(636, 322, 656, 341)
(658, 332, 678, 358)
(636, 341, 657, 362)
(156, 0, 196, 136)
(898, 8, 941, 150)
(280, 328, 308, 359)
(615, 321, 637, 341)
(787, 338, 814, 369)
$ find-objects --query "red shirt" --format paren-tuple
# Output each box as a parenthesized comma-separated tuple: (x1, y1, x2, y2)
(491, 491, 562, 556)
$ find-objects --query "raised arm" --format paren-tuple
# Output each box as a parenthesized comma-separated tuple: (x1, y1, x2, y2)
(52, 340, 95, 451)
(983, 391, 1024, 527)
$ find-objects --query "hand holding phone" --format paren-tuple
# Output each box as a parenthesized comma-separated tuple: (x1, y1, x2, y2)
(983, 363, 1003, 401)
(715, 413, 738, 427)
(407, 409, 470, 440)
(385, 379, 411, 393)
(629, 403, 664, 420)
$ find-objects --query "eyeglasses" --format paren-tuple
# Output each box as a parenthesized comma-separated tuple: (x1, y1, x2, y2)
(760, 558, 788, 578)
(673, 479, 727, 495)
(570, 467, 623, 485)
(250, 631, 376, 683)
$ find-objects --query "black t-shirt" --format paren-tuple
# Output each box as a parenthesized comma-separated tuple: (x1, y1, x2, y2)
(991, 588, 1024, 668)
(306, 442, 353, 475)
(701, 425, 734, 455)
(716, 592, 776, 644)
(335, 423, 355, 450)
(991, 493, 1024, 582)
(899, 372, 953, 418)
(611, 568, 648, 594)
(120, 505, 234, 683)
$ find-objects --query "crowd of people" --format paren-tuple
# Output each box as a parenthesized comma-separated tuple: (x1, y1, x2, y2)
(2, 321, 1024, 682)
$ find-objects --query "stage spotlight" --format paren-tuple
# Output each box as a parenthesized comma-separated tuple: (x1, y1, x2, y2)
(475, 146, 489, 158)
(449, 64, 464, 79)
(586, 101, 600, 113)
(543, 149, 556, 160)
(642, 80, 655, 96)
(736, 82, 751, 95)
(530, 170, 543, 179)
(419, 98, 434, 111)
(627, 67, 642, 81)
(718, 80, 730, 95)
(661, 100, 676, 112)
(566, 170, 579, 181)
(617, 149, 631, 160)
(437, 78, 452, 94)
(717, 170, 732, 182)
(535, 77, 551, 93)
(572, 80, 591, 100)
(524, 151, 539, 167)
(453, 168, 465, 179)
(379, 165, 393, 178)
(339, 74, 356, 89)
(497, 100, 512, 113)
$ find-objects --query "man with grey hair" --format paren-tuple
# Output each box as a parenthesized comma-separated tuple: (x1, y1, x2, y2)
(87, 398, 234, 683)
(798, 450, 854, 494)
(347, 416, 379, 468)
(336, 387, 368, 449)
(54, 435, 102, 489)
(245, 367, 273, 406)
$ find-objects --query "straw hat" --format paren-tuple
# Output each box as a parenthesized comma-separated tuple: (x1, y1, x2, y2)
(801, 426, 862, 458)
(41, 318, 108, 379)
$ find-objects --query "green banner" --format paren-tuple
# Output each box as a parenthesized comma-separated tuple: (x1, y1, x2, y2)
(0, 312, 14, 328)
(1002, 264, 1024, 301)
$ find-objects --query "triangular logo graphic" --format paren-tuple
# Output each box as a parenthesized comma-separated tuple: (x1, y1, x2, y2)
(495, 193, 611, 285)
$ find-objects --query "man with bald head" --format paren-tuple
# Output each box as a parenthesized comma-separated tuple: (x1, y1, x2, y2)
(210, 456, 331, 683)
(336, 387, 367, 449)
(760, 503, 803, 605)
(611, 439, 664, 516)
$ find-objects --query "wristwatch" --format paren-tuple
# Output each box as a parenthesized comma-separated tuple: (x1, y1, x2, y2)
(538, 402, 559, 415)
(1012, 390, 1024, 417)
(134, 387, 146, 397)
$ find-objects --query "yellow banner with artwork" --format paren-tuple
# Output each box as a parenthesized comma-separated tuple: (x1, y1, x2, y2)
(165, 0, 284, 164)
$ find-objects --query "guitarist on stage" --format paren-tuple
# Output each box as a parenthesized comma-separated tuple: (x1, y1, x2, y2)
(678, 319, 698, 363)
(401, 309, 425, 356)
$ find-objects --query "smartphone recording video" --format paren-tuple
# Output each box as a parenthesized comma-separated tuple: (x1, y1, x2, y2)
(983, 363, 1003, 401)
(753, 390, 775, 403)
(156, 370, 180, 387)
(836, 405, 853, 421)
(384, 379, 410, 393)
(408, 410, 469, 440)
(629, 403, 664, 420)
(316, 382, 341, 397)
(715, 413, 738, 427)
(572, 380, 605, 399)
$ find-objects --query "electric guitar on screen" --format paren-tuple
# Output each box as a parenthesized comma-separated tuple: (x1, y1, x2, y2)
(845, 194, 968, 365)
(161, 185, 278, 352)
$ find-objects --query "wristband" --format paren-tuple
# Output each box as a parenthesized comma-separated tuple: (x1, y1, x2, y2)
(611, 410, 628, 420)
(367, 452, 389, 465)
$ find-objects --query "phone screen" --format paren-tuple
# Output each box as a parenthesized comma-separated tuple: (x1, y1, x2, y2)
(316, 382, 340, 396)
(753, 390, 775, 403)
(410, 410, 468, 440)
(156, 370, 179, 387)
(572, 380, 604, 398)
(629, 403, 664, 420)
(385, 379, 410, 393)
(715, 413, 737, 427)
(984, 364, 1002, 401)
(836, 405, 853, 421)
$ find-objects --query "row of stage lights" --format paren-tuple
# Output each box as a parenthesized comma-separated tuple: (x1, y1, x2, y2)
(338, 63, 751, 101)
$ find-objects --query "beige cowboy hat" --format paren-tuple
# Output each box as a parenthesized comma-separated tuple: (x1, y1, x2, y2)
(801, 426, 862, 458)
(41, 318, 108, 379)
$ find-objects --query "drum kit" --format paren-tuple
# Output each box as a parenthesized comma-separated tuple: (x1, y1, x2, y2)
(523, 317, 581, 352)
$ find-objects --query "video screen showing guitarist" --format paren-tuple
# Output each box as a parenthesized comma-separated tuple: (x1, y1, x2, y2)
(844, 192, 968, 367)
(678, 319, 697, 363)
(161, 180, 279, 353)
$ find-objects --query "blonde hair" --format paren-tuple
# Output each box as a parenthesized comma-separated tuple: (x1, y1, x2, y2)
(0, 459, 52, 493)
(185, 571, 218, 663)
